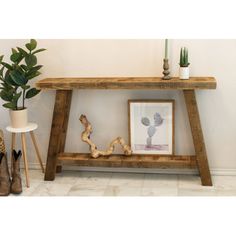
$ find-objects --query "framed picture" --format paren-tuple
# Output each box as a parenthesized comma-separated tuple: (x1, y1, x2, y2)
(128, 100, 174, 155)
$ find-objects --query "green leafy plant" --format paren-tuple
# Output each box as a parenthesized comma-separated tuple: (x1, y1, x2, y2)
(0, 39, 46, 110)
(179, 47, 190, 67)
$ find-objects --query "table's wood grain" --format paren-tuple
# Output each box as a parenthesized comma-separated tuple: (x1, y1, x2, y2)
(36, 77, 217, 90)
(40, 76, 216, 186)
(58, 153, 197, 169)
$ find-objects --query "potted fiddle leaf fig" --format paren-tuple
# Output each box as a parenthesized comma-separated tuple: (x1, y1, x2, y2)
(0, 39, 46, 128)
(179, 47, 190, 80)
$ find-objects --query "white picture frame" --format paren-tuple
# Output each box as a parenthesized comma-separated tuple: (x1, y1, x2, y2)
(128, 100, 174, 155)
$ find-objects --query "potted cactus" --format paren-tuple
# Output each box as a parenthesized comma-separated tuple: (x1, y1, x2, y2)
(0, 39, 46, 128)
(179, 47, 190, 80)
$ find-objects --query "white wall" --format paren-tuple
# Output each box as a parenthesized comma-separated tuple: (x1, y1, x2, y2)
(0, 39, 235, 173)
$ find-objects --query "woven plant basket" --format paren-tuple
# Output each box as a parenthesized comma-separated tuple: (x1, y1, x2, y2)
(0, 129, 6, 153)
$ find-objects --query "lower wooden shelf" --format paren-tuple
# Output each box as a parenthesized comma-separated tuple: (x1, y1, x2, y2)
(58, 153, 197, 169)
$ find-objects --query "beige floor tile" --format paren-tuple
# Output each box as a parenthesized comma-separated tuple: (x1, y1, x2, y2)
(54, 171, 83, 185)
(178, 175, 215, 190)
(141, 187, 178, 196)
(178, 188, 217, 196)
(29, 182, 72, 196)
(215, 189, 236, 196)
(27, 169, 45, 179)
(213, 176, 236, 190)
(66, 172, 112, 196)
(109, 173, 144, 188)
(21, 169, 45, 185)
(10, 169, 236, 197)
(67, 185, 106, 196)
(104, 186, 141, 196)
(143, 174, 178, 188)
(73, 171, 112, 187)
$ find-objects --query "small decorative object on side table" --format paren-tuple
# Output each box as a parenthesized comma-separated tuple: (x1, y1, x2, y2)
(79, 114, 132, 158)
(179, 47, 190, 80)
(162, 39, 171, 80)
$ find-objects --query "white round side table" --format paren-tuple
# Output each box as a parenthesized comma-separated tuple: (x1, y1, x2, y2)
(6, 123, 45, 188)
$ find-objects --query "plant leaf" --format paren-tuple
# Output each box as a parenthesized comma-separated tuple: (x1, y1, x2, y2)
(11, 48, 17, 54)
(25, 43, 31, 51)
(5, 73, 19, 86)
(1, 78, 14, 88)
(30, 39, 37, 50)
(1, 79, 14, 90)
(0, 90, 13, 102)
(1, 62, 13, 70)
(21, 85, 30, 90)
(179, 48, 183, 66)
(9, 70, 28, 86)
(10, 52, 21, 63)
(25, 39, 37, 51)
(0, 67, 4, 76)
(3, 102, 16, 110)
(15, 64, 24, 74)
(16, 54, 25, 64)
(25, 65, 43, 78)
(25, 54, 37, 68)
(27, 65, 43, 74)
(25, 88, 40, 99)
(20, 65, 28, 71)
(26, 71, 41, 80)
(17, 47, 28, 56)
(0, 55, 4, 63)
(32, 48, 46, 54)
(186, 48, 189, 65)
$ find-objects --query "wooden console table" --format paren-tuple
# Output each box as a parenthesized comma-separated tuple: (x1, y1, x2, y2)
(36, 77, 217, 186)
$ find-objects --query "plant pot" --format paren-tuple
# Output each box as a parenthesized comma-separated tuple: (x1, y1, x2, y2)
(179, 67, 190, 80)
(9, 109, 28, 128)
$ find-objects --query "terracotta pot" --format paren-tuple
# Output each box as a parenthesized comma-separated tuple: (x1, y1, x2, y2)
(9, 109, 28, 128)
(179, 67, 190, 80)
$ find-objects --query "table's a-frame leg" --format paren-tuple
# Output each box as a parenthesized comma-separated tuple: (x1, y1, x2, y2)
(44, 90, 72, 181)
(183, 89, 212, 186)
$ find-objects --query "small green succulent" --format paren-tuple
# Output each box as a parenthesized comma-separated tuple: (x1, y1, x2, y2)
(179, 47, 190, 67)
(0, 39, 46, 110)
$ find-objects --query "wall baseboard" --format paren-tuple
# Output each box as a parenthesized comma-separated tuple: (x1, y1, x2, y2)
(23, 162, 236, 176)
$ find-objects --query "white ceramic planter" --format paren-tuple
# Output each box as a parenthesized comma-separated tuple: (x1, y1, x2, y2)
(9, 108, 28, 128)
(179, 67, 190, 80)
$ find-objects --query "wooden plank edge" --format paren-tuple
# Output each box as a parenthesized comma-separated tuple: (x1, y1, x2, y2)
(36, 83, 217, 90)
(36, 77, 216, 90)
(57, 153, 197, 169)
